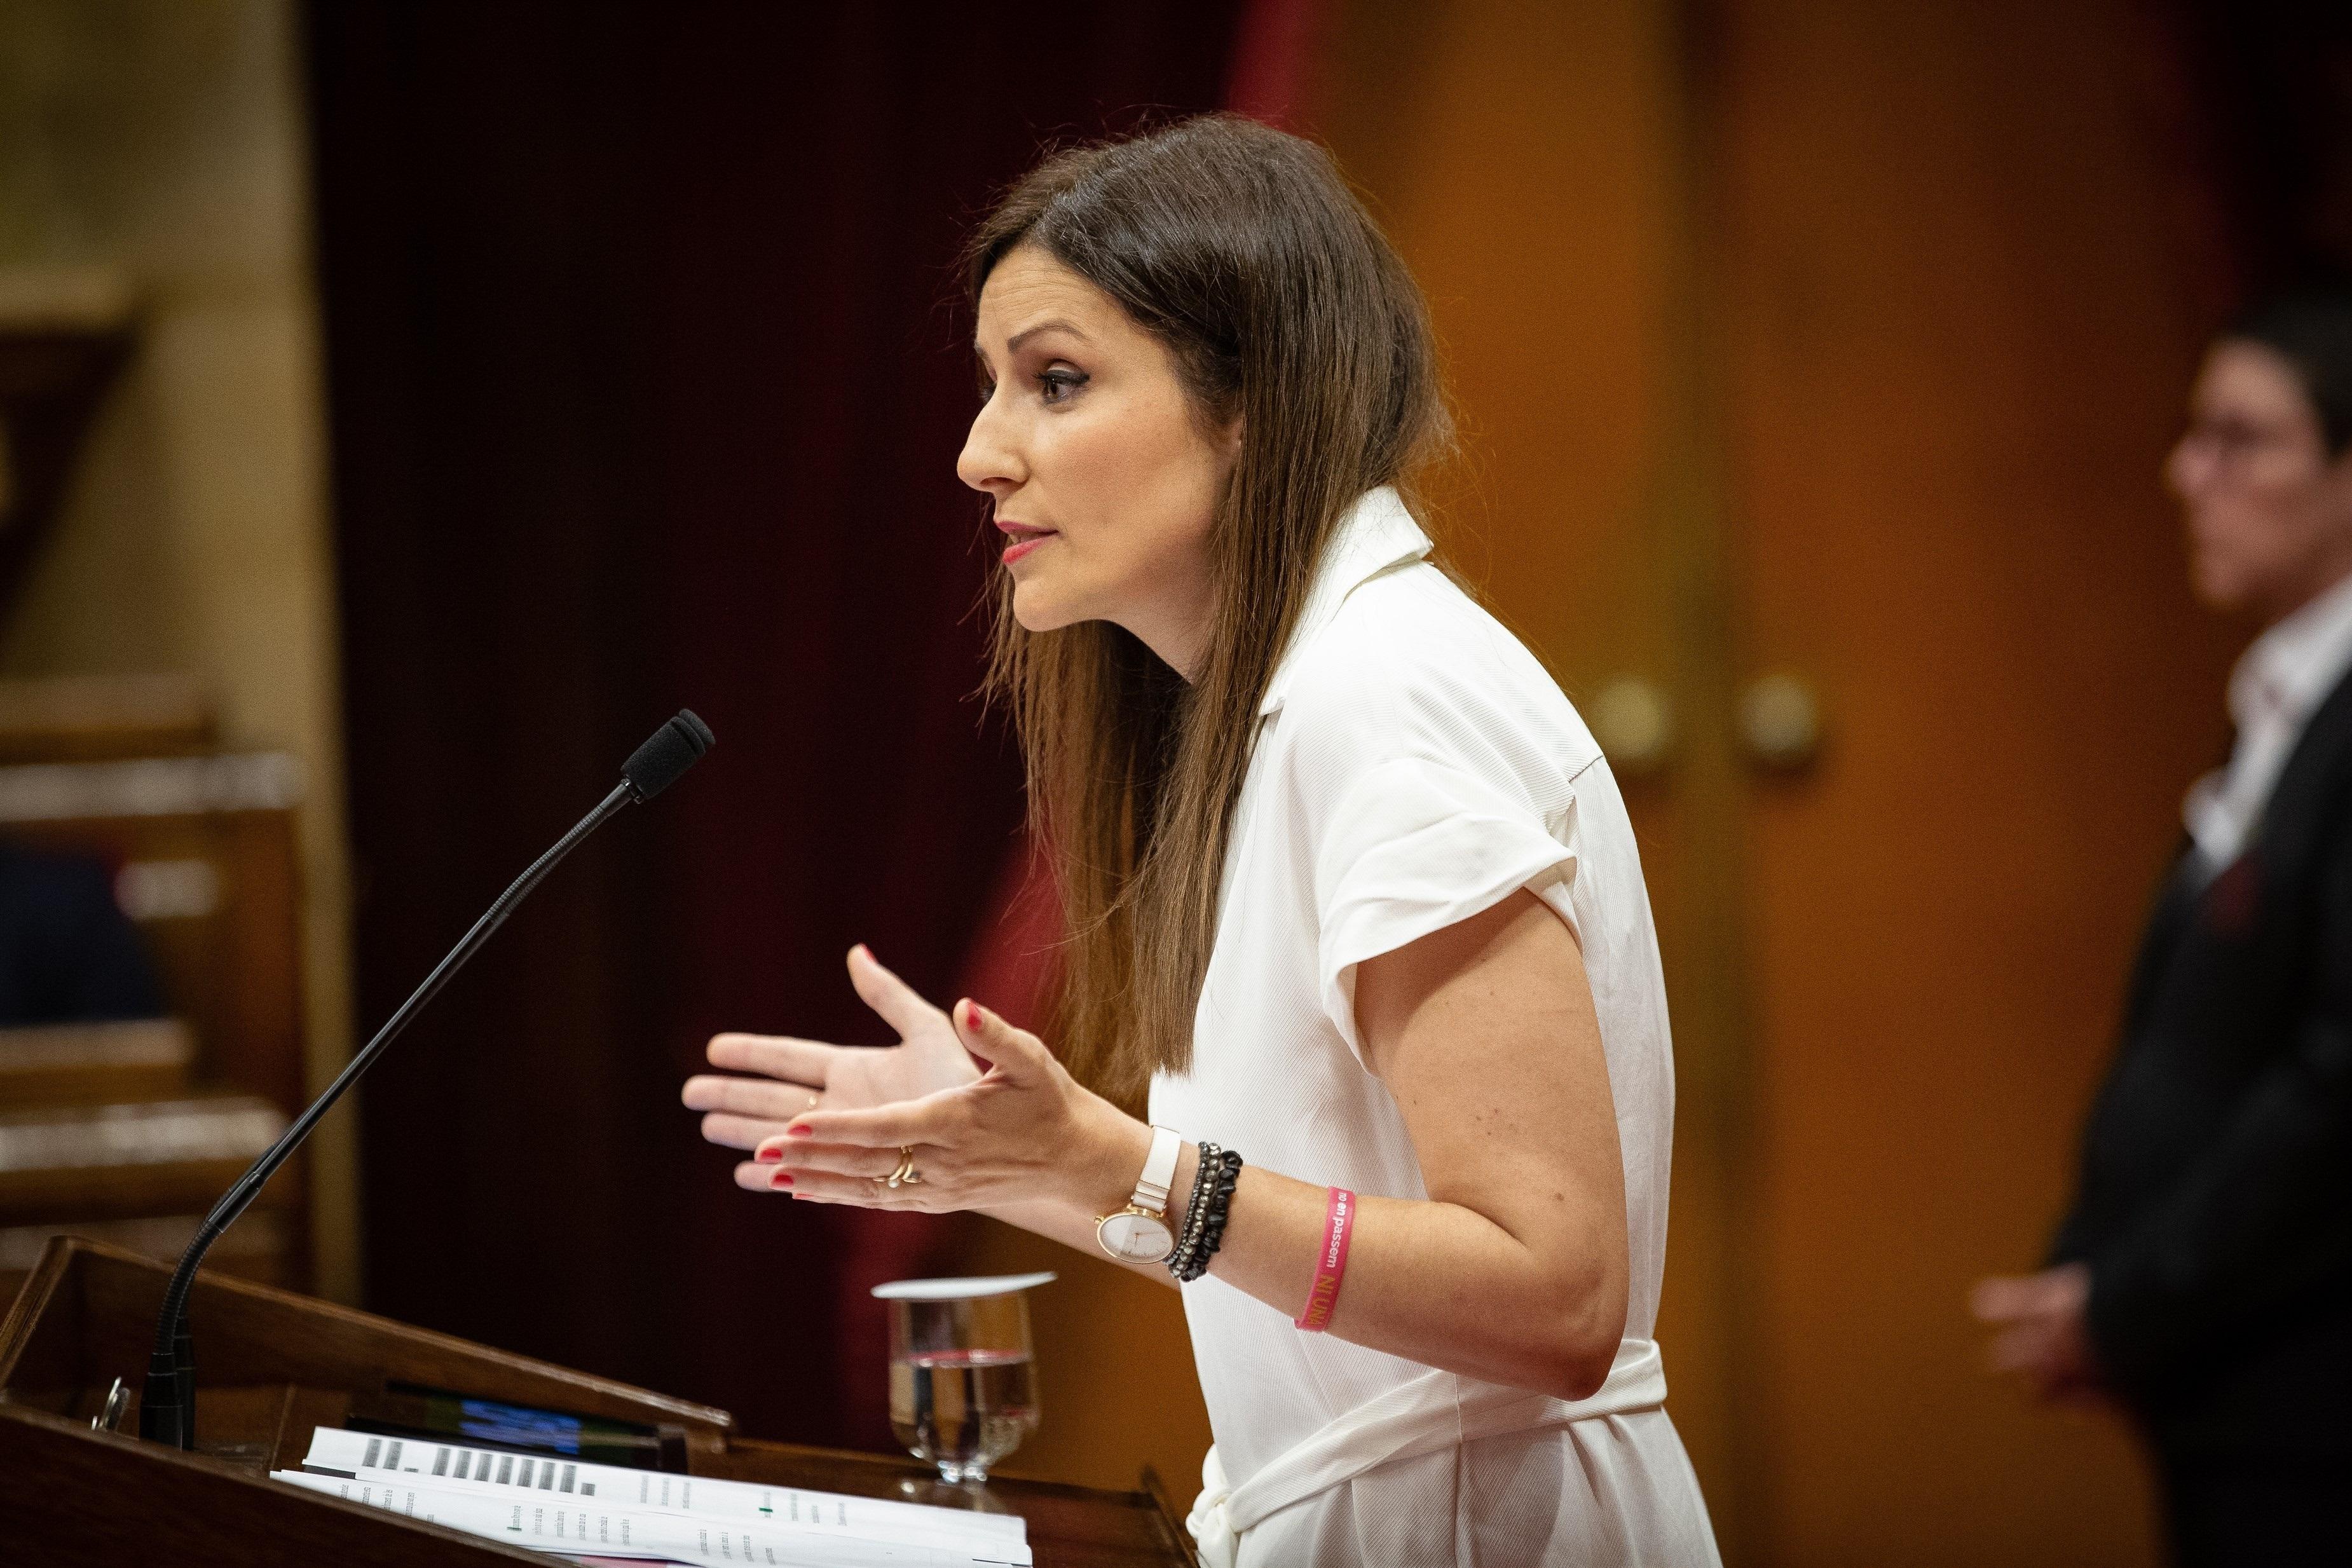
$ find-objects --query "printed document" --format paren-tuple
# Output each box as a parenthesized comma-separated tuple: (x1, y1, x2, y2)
(276, 1427, 1030, 1567)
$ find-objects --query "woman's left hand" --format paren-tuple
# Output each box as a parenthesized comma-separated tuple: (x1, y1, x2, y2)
(751, 1000, 1144, 1214)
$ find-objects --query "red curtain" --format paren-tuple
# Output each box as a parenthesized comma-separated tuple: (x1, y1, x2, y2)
(307, 2, 1241, 1449)
(1224, 0, 1328, 128)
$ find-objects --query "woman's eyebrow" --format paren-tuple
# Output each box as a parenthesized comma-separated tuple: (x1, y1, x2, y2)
(1004, 318, 1090, 353)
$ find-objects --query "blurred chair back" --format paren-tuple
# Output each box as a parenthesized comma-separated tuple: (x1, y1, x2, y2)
(0, 678, 307, 1303)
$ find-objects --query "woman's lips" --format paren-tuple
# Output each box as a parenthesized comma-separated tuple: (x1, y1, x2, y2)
(999, 529, 1056, 565)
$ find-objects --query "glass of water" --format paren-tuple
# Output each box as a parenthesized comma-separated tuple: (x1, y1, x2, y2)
(875, 1272, 1053, 1486)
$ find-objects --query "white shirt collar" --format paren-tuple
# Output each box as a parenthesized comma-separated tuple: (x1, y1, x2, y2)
(2231, 566, 2352, 735)
(2184, 565, 2352, 869)
(1257, 487, 1434, 717)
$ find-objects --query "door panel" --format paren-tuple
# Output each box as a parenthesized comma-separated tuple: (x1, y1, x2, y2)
(1718, 1, 2236, 1560)
(1311, 0, 2244, 1560)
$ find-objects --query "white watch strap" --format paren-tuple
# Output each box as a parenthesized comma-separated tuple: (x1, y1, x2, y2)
(1133, 1125, 1182, 1214)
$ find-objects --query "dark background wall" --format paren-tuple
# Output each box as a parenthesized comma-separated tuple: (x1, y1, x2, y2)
(305, 2, 1243, 1450)
(2189, 0, 2352, 285)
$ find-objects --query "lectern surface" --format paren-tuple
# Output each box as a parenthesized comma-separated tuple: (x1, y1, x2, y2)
(0, 1237, 1197, 1567)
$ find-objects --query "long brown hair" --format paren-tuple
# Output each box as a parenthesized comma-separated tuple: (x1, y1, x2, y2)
(969, 115, 1449, 1108)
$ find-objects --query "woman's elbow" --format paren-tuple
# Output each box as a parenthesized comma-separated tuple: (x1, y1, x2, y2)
(1537, 1339, 1620, 1403)
(1532, 1275, 1628, 1401)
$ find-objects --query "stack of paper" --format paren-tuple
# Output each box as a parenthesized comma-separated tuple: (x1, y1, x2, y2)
(272, 1428, 1030, 1567)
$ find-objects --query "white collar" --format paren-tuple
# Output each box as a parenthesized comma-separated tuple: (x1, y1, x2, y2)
(2232, 566, 2352, 734)
(1257, 487, 1434, 717)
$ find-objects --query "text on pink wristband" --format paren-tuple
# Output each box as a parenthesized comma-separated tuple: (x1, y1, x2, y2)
(1297, 1186, 1356, 1332)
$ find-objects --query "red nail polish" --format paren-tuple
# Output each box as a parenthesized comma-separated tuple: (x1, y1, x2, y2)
(770, 1171, 795, 1189)
(788, 1124, 814, 1138)
(755, 1147, 782, 1164)
(964, 1000, 983, 1030)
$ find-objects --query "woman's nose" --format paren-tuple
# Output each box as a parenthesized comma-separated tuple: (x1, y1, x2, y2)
(957, 396, 1022, 494)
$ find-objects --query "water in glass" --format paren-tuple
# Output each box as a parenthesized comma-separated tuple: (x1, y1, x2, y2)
(889, 1347, 1038, 1483)
(876, 1274, 1050, 1485)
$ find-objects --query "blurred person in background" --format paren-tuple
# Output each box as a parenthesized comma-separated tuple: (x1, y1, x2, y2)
(1974, 285, 2352, 1565)
(0, 840, 165, 1026)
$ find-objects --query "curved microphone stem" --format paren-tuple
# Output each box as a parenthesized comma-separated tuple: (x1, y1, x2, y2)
(139, 779, 636, 1449)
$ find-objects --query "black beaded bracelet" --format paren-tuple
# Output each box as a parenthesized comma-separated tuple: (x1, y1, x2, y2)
(1166, 1147, 1241, 1279)
(1167, 1142, 1219, 1279)
(1166, 1147, 1223, 1279)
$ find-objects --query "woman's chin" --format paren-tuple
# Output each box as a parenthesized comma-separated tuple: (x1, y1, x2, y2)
(1008, 580, 1084, 634)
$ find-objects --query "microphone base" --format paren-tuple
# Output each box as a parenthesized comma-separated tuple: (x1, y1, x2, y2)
(137, 1347, 191, 1448)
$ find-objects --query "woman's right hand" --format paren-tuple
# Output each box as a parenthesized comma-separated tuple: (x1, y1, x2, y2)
(681, 945, 983, 1168)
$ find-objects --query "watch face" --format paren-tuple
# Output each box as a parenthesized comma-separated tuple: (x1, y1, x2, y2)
(1098, 1210, 1175, 1264)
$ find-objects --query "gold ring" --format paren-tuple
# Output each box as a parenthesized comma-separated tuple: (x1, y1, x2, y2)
(868, 1147, 920, 1189)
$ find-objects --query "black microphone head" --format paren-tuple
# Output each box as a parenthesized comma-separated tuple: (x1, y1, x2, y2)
(623, 710, 714, 802)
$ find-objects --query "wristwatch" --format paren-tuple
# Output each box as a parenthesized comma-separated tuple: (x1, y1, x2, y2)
(1096, 1125, 1182, 1264)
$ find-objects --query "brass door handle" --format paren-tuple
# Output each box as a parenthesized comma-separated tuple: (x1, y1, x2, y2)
(1739, 672, 1822, 770)
(1587, 676, 1676, 778)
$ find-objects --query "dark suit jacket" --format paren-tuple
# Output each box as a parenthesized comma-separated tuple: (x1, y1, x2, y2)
(2051, 666, 2352, 1461)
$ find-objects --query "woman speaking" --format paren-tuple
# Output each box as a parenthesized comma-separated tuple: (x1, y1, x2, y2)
(683, 115, 1720, 1567)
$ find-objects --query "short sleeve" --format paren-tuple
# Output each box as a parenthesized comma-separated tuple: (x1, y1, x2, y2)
(1309, 752, 1582, 1063)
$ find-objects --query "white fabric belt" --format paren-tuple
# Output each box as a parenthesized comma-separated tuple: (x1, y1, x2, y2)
(1186, 1338, 1667, 1568)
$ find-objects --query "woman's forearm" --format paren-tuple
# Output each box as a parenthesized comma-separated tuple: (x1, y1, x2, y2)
(1045, 1105, 1622, 1396)
(1203, 1164, 1625, 1399)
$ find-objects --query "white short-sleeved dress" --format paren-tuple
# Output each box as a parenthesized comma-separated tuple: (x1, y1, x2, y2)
(1148, 487, 1720, 1567)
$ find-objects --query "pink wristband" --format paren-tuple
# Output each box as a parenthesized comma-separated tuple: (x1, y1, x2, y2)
(1296, 1187, 1356, 1332)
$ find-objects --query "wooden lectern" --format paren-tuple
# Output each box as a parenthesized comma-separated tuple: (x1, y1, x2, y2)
(0, 1237, 1198, 1566)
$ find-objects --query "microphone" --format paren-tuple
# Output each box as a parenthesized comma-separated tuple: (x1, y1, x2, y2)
(137, 711, 715, 1449)
(623, 709, 715, 803)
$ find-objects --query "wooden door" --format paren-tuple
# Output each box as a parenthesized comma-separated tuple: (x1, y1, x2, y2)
(1712, 0, 2238, 1560)
(1309, 0, 2245, 1560)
